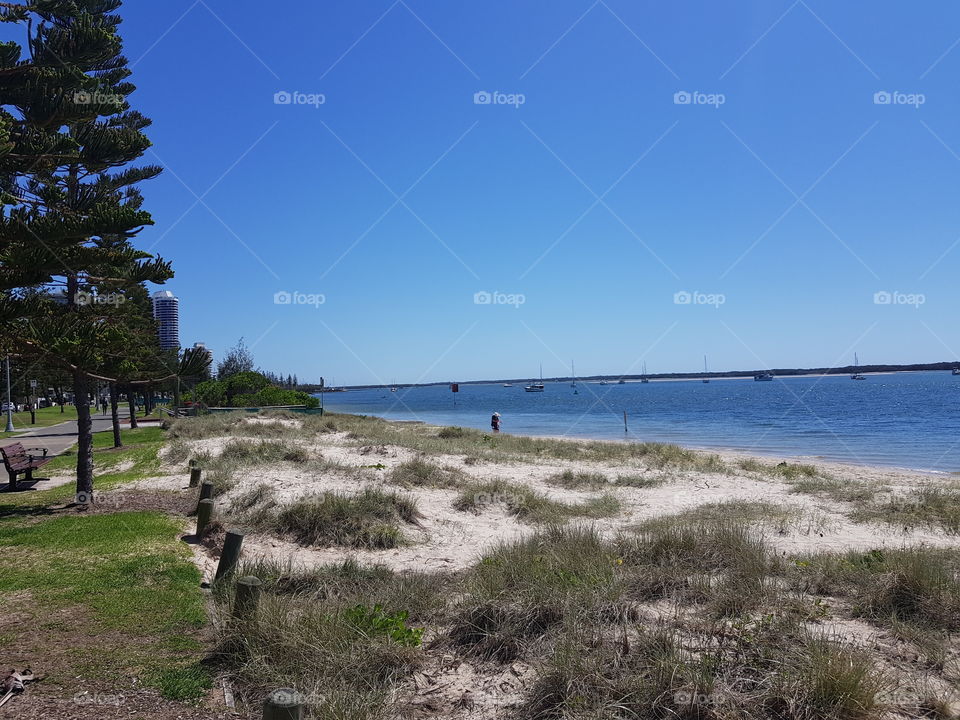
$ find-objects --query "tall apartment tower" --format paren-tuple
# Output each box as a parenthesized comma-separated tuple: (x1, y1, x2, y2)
(152, 290, 180, 350)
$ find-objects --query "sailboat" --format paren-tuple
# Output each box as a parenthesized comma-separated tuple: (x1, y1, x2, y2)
(525, 364, 545, 392)
(851, 353, 866, 380)
(953, 368, 960, 376)
(570, 361, 576, 388)
(641, 362, 650, 383)
(702, 355, 710, 384)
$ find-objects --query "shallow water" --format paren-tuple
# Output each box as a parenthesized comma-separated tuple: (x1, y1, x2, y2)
(318, 371, 960, 473)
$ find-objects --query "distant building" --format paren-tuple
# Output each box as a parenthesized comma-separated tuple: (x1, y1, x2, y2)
(152, 290, 180, 350)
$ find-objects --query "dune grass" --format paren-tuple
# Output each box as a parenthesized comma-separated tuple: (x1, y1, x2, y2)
(269, 488, 420, 549)
(544, 469, 609, 489)
(850, 487, 960, 535)
(388, 456, 466, 488)
(453, 479, 621, 523)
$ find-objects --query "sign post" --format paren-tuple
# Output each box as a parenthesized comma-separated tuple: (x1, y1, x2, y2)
(451, 383, 459, 408)
(319, 377, 324, 416)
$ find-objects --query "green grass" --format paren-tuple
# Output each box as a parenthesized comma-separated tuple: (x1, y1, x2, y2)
(0, 510, 208, 698)
(1, 426, 167, 511)
(0, 404, 77, 438)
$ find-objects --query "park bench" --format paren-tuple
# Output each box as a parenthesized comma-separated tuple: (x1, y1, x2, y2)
(1, 442, 52, 490)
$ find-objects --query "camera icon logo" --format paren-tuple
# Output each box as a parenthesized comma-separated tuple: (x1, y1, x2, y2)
(274, 91, 292, 105)
(673, 91, 692, 105)
(873, 91, 891, 105)
(74, 290, 92, 306)
(75, 491, 93, 505)
(474, 291, 493, 305)
(873, 291, 892, 305)
(474, 91, 492, 105)
(673, 290, 692, 305)
(274, 291, 293, 305)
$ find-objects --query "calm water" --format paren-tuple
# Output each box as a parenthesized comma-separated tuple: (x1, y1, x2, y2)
(318, 372, 960, 473)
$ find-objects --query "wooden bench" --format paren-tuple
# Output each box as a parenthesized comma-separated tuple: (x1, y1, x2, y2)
(1, 442, 52, 490)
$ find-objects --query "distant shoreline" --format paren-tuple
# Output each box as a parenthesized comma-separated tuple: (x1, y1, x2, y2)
(306, 364, 958, 393)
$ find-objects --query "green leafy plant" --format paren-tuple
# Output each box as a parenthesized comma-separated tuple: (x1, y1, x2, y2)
(344, 604, 424, 647)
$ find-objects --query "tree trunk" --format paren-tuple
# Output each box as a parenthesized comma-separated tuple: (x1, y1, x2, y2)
(73, 368, 93, 497)
(173, 377, 181, 416)
(127, 387, 139, 429)
(110, 382, 121, 448)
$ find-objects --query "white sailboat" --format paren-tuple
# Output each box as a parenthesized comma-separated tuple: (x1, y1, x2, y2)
(570, 361, 576, 388)
(525, 364, 545, 392)
(851, 353, 866, 380)
(702, 355, 710, 384)
(641, 361, 650, 383)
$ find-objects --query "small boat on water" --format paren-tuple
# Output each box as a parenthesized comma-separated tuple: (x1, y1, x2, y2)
(702, 355, 710, 384)
(754, 372, 774, 382)
(953, 368, 960, 376)
(570, 361, 576, 388)
(851, 353, 866, 380)
(618, 379, 626, 384)
(525, 364, 545, 392)
(641, 362, 650, 383)
(599, 380, 608, 385)
(503, 383, 513, 387)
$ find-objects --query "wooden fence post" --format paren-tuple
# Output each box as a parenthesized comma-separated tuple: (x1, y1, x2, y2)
(215, 529, 244, 581)
(263, 688, 304, 719)
(233, 576, 262, 619)
(196, 498, 214, 536)
(189, 467, 202, 488)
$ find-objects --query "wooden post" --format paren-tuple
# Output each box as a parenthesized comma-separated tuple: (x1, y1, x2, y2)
(233, 575, 262, 619)
(215, 529, 245, 581)
(196, 499, 214, 536)
(196, 480, 214, 513)
(623, 411, 628, 433)
(189, 467, 202, 488)
(263, 689, 304, 720)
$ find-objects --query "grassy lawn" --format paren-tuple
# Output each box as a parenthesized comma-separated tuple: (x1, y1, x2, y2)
(0, 423, 213, 710)
(0, 404, 77, 438)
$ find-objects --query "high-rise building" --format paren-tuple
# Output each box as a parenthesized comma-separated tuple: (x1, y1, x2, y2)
(152, 290, 180, 350)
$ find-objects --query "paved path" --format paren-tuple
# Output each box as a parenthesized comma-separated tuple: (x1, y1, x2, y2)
(6, 409, 131, 457)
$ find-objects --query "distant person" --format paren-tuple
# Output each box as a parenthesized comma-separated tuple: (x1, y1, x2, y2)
(491, 412, 501, 433)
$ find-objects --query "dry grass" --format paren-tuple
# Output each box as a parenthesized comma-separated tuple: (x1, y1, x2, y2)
(264, 489, 421, 549)
(453, 479, 621, 523)
(850, 487, 960, 535)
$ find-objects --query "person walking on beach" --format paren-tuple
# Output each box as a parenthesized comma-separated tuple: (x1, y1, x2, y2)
(491, 412, 501, 433)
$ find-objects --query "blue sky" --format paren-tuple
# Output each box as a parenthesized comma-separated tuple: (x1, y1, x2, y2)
(108, 1, 960, 383)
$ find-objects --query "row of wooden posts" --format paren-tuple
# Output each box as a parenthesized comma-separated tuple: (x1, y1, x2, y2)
(189, 467, 306, 720)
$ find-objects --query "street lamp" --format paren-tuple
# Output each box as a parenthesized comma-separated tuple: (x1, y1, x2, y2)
(4, 355, 14, 433)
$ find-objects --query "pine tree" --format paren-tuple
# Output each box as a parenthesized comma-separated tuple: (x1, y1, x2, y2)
(0, 0, 172, 498)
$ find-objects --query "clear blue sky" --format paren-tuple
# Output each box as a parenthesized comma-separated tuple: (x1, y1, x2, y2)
(114, 1, 960, 384)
